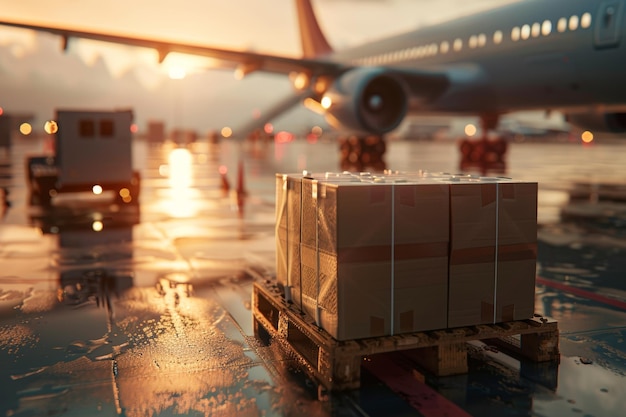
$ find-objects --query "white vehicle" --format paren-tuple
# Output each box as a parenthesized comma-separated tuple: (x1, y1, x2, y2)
(27, 109, 140, 206)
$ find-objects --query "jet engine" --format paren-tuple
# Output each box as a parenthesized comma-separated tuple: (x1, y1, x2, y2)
(565, 112, 626, 133)
(320, 68, 408, 135)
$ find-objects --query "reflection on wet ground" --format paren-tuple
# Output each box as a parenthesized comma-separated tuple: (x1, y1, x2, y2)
(1, 137, 626, 416)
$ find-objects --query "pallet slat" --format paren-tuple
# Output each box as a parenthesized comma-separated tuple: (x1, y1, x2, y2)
(252, 280, 559, 391)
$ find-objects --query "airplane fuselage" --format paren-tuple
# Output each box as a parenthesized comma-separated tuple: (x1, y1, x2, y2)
(329, 0, 626, 117)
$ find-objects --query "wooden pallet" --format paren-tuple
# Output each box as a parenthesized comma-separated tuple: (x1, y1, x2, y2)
(252, 279, 559, 391)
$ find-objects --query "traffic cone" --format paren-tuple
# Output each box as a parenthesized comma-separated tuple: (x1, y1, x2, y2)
(236, 159, 246, 217)
(236, 159, 246, 197)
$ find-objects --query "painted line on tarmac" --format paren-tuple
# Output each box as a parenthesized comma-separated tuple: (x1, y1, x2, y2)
(536, 275, 626, 311)
(363, 354, 472, 417)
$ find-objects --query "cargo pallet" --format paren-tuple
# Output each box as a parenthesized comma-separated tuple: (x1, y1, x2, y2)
(252, 279, 559, 392)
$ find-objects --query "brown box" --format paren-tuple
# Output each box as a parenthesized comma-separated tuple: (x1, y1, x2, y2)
(394, 256, 448, 333)
(300, 243, 393, 340)
(297, 176, 449, 340)
(495, 182, 537, 322)
(448, 181, 498, 328)
(448, 179, 537, 328)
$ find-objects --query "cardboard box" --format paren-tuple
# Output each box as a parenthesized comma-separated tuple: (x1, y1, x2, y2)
(448, 181, 498, 328)
(495, 182, 537, 322)
(296, 174, 450, 340)
(448, 178, 537, 327)
(274, 172, 537, 340)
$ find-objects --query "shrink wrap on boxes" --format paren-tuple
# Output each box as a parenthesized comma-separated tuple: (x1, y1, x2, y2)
(274, 171, 537, 340)
(275, 174, 302, 302)
(284, 172, 449, 340)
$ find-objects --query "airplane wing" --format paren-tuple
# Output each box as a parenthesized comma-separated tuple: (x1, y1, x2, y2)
(0, 19, 343, 76)
(0, 18, 451, 135)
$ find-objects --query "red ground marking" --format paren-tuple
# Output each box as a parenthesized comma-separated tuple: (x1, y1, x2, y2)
(363, 354, 473, 417)
(536, 275, 626, 311)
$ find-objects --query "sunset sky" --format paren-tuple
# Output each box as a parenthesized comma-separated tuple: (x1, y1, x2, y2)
(0, 0, 515, 135)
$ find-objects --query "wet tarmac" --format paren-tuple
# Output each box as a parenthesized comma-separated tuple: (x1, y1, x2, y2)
(1, 135, 626, 416)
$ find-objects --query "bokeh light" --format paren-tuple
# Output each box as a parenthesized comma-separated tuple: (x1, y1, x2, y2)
(464, 124, 477, 137)
(581, 130, 594, 143)
(44, 120, 58, 134)
(221, 127, 233, 138)
(19, 123, 32, 135)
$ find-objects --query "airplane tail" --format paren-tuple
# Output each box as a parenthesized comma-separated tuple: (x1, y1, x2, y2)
(295, 0, 333, 57)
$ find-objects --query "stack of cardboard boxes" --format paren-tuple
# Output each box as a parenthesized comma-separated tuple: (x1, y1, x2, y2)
(275, 171, 537, 341)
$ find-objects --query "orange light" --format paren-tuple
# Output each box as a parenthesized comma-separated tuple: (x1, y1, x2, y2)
(306, 133, 318, 144)
(221, 127, 233, 138)
(264, 123, 274, 134)
(581, 131, 594, 143)
(321, 96, 332, 110)
(20, 123, 32, 135)
(464, 124, 478, 137)
(130, 124, 138, 134)
(292, 72, 310, 90)
(311, 126, 323, 136)
(0, 107, 3, 116)
(44, 120, 58, 134)
(275, 131, 294, 143)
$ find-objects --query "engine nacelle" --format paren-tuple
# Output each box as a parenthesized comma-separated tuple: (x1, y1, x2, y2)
(321, 68, 408, 135)
(565, 112, 626, 133)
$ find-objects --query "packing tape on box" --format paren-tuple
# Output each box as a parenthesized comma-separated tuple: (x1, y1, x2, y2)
(494, 182, 500, 324)
(337, 242, 448, 263)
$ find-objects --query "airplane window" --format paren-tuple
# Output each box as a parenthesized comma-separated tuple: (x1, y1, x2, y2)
(454, 38, 463, 51)
(478, 34, 487, 47)
(440, 41, 450, 54)
(569, 15, 579, 31)
(493, 30, 503, 44)
(557, 17, 567, 32)
(542, 20, 552, 36)
(429, 43, 438, 55)
(521, 24, 531, 40)
(469, 35, 478, 49)
(100, 120, 114, 137)
(511, 27, 521, 41)
(531, 22, 541, 37)
(79, 120, 95, 138)
(581, 12, 592, 29)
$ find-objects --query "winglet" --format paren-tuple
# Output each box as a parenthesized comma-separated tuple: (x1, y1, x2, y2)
(295, 0, 333, 57)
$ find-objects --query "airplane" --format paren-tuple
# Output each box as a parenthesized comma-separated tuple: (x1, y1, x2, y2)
(1, 0, 626, 142)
